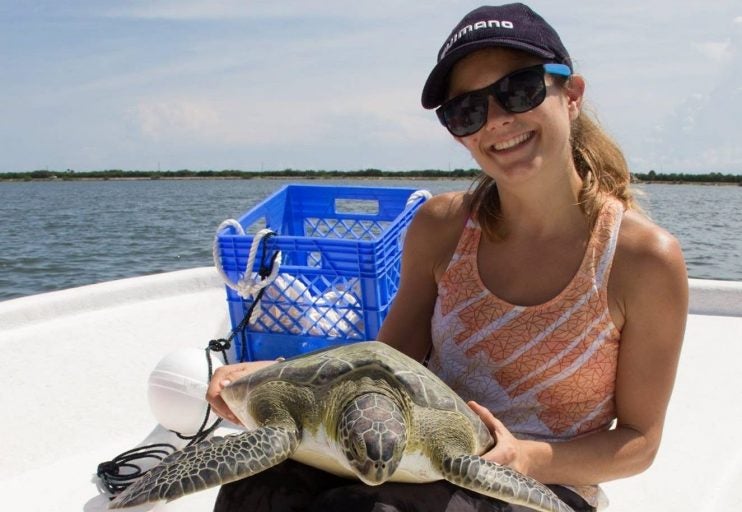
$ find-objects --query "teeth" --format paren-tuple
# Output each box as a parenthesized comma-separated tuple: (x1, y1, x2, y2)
(493, 132, 531, 151)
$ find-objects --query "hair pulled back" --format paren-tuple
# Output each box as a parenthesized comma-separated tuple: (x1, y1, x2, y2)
(469, 101, 639, 239)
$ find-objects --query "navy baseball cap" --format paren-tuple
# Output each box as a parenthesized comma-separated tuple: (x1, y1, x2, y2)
(421, 3, 573, 109)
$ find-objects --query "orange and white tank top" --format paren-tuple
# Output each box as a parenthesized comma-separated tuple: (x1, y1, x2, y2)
(428, 198, 624, 508)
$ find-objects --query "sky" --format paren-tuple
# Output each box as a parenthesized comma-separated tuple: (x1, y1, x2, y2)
(1, 0, 740, 174)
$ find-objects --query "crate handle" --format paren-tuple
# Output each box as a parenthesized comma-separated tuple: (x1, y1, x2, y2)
(213, 220, 282, 299)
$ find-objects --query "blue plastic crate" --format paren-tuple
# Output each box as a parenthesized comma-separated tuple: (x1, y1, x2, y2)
(215, 184, 428, 361)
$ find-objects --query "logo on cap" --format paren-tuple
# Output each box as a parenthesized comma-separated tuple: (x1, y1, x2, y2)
(440, 19, 515, 59)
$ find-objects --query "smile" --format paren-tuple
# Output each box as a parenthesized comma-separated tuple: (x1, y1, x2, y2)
(492, 132, 533, 151)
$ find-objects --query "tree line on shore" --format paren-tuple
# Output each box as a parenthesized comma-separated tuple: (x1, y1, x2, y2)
(1, 168, 740, 183)
(634, 170, 741, 184)
(0, 168, 476, 180)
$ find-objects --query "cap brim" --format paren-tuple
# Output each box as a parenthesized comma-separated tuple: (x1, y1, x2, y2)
(421, 39, 557, 109)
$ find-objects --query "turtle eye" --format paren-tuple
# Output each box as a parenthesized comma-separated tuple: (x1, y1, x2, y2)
(349, 436, 364, 459)
(343, 432, 367, 465)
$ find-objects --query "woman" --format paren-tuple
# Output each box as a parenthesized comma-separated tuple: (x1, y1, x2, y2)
(206, 4, 687, 511)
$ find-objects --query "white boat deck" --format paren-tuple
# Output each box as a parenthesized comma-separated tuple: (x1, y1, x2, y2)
(1, 267, 740, 511)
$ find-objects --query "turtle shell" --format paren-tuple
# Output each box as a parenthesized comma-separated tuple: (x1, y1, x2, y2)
(237, 341, 481, 422)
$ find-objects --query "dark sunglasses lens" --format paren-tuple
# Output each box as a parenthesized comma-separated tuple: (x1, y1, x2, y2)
(443, 93, 488, 136)
(440, 67, 550, 136)
(495, 69, 546, 113)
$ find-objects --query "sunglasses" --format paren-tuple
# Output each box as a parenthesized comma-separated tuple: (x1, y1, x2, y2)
(436, 63, 572, 137)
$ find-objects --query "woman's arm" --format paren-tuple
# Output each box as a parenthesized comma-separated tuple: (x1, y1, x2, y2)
(377, 192, 468, 361)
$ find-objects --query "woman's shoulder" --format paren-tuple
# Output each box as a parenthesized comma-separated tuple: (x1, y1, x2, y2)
(408, 190, 471, 235)
(615, 210, 684, 268)
(416, 190, 471, 221)
(611, 209, 688, 315)
(406, 190, 472, 277)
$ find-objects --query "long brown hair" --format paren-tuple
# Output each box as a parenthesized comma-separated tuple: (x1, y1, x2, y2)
(469, 101, 639, 239)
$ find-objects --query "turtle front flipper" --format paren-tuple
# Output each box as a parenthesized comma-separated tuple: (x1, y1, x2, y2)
(440, 455, 575, 512)
(109, 426, 299, 509)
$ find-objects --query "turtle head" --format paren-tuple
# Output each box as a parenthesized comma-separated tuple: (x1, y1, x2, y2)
(338, 392, 407, 485)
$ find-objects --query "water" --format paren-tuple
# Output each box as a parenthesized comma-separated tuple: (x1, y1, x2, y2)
(635, 183, 742, 282)
(0, 178, 740, 301)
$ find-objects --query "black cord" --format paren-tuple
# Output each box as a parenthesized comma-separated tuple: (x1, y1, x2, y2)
(96, 232, 281, 497)
(96, 344, 227, 498)
(97, 443, 175, 495)
(171, 346, 225, 444)
(237, 232, 280, 362)
(206, 231, 280, 362)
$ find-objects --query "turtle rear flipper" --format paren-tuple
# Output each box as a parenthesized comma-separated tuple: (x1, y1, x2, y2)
(440, 455, 575, 512)
(109, 426, 299, 509)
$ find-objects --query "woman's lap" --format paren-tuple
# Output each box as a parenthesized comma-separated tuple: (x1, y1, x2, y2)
(213, 460, 595, 512)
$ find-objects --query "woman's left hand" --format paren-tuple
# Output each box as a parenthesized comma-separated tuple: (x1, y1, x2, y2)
(468, 400, 530, 475)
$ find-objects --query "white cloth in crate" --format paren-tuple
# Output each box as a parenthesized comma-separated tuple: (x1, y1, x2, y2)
(262, 274, 363, 337)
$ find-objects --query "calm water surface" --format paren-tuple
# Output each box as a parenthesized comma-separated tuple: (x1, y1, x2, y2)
(0, 179, 740, 301)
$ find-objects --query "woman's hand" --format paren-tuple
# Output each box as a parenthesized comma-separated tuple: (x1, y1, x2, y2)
(468, 401, 530, 475)
(205, 361, 277, 425)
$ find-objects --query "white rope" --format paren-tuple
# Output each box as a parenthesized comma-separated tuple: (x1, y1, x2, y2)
(406, 189, 432, 208)
(213, 219, 243, 290)
(213, 221, 282, 299)
(400, 189, 432, 246)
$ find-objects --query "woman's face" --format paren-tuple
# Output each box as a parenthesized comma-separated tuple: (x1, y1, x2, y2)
(447, 48, 584, 189)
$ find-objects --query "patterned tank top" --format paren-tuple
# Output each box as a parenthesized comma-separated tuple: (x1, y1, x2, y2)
(428, 198, 624, 509)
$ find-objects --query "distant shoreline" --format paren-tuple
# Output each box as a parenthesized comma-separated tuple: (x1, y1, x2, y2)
(0, 174, 474, 183)
(0, 169, 740, 185)
(637, 180, 741, 186)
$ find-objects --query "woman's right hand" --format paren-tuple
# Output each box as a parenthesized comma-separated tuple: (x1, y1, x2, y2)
(205, 360, 278, 425)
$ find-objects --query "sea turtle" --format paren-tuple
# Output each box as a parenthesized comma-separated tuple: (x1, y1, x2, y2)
(110, 341, 574, 512)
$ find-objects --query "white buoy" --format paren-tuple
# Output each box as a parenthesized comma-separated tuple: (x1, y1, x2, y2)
(147, 348, 224, 435)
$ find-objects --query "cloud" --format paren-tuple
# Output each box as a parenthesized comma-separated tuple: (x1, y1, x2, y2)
(104, 0, 251, 20)
(102, 0, 448, 21)
(647, 37, 742, 173)
(694, 41, 733, 62)
(128, 93, 341, 149)
(132, 99, 220, 140)
(3, 0, 742, 173)
(128, 85, 439, 149)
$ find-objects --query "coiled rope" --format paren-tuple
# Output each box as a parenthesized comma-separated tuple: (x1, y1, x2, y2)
(96, 343, 228, 496)
(213, 223, 282, 300)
